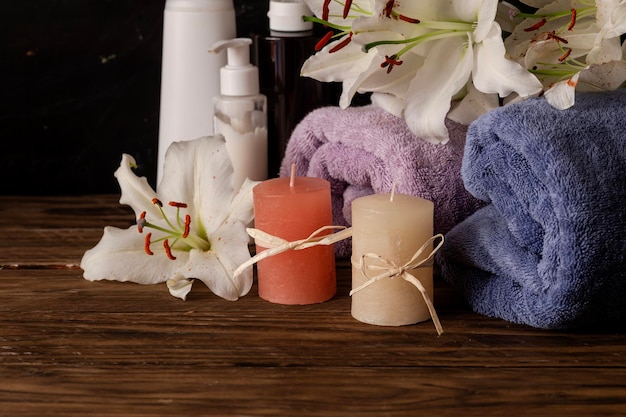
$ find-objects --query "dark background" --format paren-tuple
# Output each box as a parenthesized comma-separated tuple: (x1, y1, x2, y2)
(0, 0, 270, 195)
(1, 1, 532, 196)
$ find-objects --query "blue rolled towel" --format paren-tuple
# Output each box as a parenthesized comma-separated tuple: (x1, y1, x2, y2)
(437, 91, 626, 329)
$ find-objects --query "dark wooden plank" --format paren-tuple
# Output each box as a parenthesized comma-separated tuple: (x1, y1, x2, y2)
(2, 195, 626, 417)
(2, 269, 625, 370)
(1, 229, 107, 266)
(0, 194, 133, 266)
(1, 366, 625, 417)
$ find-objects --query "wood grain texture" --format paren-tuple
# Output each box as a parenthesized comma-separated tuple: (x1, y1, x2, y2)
(1, 196, 625, 416)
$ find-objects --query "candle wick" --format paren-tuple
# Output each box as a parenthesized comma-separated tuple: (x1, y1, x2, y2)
(290, 163, 296, 188)
(390, 182, 396, 202)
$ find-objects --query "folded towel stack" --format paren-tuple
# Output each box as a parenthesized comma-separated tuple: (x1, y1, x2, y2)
(280, 105, 485, 257)
(437, 92, 626, 329)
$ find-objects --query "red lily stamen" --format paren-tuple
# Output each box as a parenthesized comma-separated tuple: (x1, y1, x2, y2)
(342, 0, 352, 19)
(384, 0, 395, 18)
(381, 55, 403, 73)
(163, 239, 176, 260)
(568, 8, 577, 30)
(547, 31, 568, 44)
(316, 30, 334, 51)
(567, 77, 578, 87)
(137, 211, 147, 232)
(152, 198, 163, 207)
(558, 48, 572, 62)
(144, 233, 154, 255)
(183, 214, 191, 238)
(398, 15, 420, 24)
(523, 18, 546, 32)
(138, 198, 202, 258)
(322, 0, 331, 21)
(329, 32, 353, 53)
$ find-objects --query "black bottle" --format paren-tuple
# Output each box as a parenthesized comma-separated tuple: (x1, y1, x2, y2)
(251, 0, 341, 178)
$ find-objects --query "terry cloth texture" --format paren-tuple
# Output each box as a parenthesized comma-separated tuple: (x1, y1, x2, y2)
(280, 105, 485, 257)
(437, 92, 626, 329)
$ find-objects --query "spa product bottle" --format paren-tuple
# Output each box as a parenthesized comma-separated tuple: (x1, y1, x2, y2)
(210, 38, 268, 191)
(157, 0, 236, 183)
(251, 0, 340, 178)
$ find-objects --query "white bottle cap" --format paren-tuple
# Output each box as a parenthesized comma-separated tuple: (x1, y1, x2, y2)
(268, 0, 313, 32)
(165, 0, 234, 12)
(209, 38, 259, 96)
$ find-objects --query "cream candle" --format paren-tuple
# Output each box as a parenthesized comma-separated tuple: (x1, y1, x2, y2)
(252, 172, 336, 304)
(351, 191, 435, 326)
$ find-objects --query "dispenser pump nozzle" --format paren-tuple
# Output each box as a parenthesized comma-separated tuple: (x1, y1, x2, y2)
(209, 38, 259, 97)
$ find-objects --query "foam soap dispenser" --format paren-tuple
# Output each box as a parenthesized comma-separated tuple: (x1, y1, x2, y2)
(209, 38, 268, 190)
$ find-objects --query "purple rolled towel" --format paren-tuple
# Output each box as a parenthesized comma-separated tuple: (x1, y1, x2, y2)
(279, 105, 485, 257)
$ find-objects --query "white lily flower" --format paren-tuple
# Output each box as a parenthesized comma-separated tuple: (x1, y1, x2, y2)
(81, 135, 258, 301)
(397, 0, 542, 142)
(303, 0, 541, 143)
(301, 0, 419, 108)
(506, 0, 626, 109)
(448, 82, 500, 126)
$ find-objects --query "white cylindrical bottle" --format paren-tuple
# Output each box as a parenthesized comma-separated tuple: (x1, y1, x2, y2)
(209, 38, 268, 191)
(158, 0, 236, 183)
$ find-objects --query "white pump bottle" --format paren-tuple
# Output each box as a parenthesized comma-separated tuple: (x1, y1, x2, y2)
(209, 38, 268, 191)
(157, 0, 236, 184)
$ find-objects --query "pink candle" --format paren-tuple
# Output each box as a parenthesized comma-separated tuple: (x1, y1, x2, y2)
(252, 175, 336, 304)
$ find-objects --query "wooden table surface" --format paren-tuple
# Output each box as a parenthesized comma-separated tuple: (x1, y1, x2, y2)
(1, 195, 625, 416)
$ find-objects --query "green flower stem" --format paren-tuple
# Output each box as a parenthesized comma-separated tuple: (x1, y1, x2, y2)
(417, 20, 475, 31)
(515, 6, 596, 22)
(364, 29, 467, 56)
(529, 68, 577, 77)
(154, 204, 179, 234)
(142, 221, 175, 236)
(142, 221, 210, 251)
(304, 15, 351, 31)
(182, 234, 211, 252)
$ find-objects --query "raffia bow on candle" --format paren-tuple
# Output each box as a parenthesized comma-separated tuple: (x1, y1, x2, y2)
(233, 226, 353, 279)
(350, 234, 445, 335)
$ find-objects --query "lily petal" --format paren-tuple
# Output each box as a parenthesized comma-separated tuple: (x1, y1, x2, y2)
(115, 154, 159, 220)
(603, 0, 626, 38)
(356, 49, 425, 99)
(578, 60, 626, 92)
(81, 226, 178, 285)
(496, 1, 520, 33)
(158, 135, 235, 235)
(403, 36, 474, 144)
(370, 92, 404, 117)
(473, 23, 542, 97)
(587, 33, 623, 64)
(302, 40, 381, 108)
(544, 73, 580, 109)
(227, 177, 258, 226)
(167, 274, 194, 300)
(448, 82, 500, 126)
(473, 0, 499, 42)
(185, 221, 253, 300)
